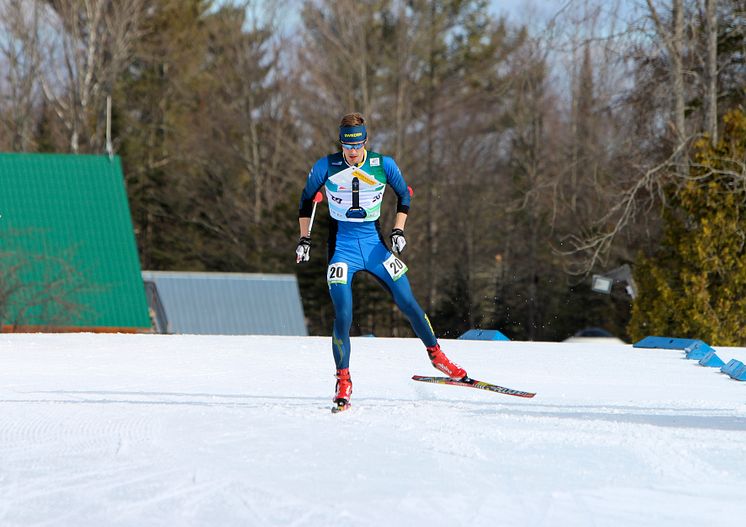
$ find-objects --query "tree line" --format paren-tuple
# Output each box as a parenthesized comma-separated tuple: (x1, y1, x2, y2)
(1, 0, 745, 343)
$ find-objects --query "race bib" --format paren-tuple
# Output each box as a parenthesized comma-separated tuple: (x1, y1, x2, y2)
(383, 253, 408, 281)
(327, 262, 349, 285)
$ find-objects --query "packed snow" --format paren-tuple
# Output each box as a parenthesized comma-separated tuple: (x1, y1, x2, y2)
(1, 333, 745, 526)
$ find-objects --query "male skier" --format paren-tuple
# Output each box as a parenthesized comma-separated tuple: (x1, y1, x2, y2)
(296, 112, 467, 412)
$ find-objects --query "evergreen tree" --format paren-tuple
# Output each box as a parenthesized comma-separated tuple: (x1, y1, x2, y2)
(629, 109, 746, 345)
(117, 0, 214, 270)
(117, 1, 289, 273)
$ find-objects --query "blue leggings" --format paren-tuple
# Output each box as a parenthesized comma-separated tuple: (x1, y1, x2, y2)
(327, 233, 436, 370)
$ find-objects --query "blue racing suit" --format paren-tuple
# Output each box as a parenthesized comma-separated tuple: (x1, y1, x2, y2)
(299, 150, 437, 369)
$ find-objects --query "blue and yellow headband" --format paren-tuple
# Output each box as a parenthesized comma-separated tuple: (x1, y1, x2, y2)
(339, 125, 367, 143)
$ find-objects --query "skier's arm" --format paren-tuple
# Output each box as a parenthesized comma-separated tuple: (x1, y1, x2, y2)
(393, 212, 407, 231)
(296, 157, 329, 262)
(298, 217, 311, 238)
(384, 156, 410, 255)
(299, 157, 329, 221)
(382, 156, 410, 214)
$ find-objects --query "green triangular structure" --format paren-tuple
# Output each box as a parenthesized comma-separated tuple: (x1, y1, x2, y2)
(1, 153, 150, 332)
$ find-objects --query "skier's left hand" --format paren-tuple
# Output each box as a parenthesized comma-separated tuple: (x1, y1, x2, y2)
(390, 228, 406, 255)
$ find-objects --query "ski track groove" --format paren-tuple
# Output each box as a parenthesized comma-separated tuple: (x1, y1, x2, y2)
(0, 404, 157, 457)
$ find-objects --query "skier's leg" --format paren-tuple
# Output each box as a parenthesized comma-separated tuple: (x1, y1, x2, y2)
(377, 271, 437, 347)
(367, 244, 467, 379)
(364, 241, 436, 345)
(327, 228, 364, 405)
(328, 278, 353, 370)
(328, 268, 355, 406)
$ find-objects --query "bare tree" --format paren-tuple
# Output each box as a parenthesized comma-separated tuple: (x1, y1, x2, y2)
(37, 0, 144, 153)
(0, 0, 44, 151)
(555, 0, 704, 274)
(646, 0, 687, 174)
(703, 0, 718, 143)
(0, 232, 88, 331)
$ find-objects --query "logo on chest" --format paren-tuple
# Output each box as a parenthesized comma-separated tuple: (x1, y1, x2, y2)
(351, 170, 377, 186)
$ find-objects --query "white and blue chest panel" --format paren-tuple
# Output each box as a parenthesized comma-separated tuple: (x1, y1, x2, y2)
(325, 156, 387, 222)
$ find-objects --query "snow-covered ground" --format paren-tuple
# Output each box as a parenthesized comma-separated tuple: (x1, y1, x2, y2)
(1, 334, 745, 526)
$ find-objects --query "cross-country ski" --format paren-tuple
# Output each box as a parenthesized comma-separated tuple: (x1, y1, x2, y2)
(411, 374, 536, 398)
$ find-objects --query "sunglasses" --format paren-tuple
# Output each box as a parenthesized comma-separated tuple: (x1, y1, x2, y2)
(341, 142, 366, 151)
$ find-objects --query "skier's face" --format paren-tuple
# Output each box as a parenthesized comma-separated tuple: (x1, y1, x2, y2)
(341, 141, 366, 165)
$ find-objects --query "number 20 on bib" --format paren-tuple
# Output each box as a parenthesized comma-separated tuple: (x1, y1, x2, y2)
(383, 254, 408, 281)
(327, 262, 348, 285)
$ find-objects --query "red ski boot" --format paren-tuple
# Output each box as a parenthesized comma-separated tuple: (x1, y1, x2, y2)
(426, 344, 467, 380)
(332, 368, 352, 413)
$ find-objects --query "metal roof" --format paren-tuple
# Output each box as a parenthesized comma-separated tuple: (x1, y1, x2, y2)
(1, 153, 150, 331)
(141, 271, 307, 336)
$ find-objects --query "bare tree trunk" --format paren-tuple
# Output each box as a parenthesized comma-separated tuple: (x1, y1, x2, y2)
(425, 120, 437, 312)
(391, 2, 411, 334)
(393, 2, 409, 162)
(646, 0, 687, 175)
(243, 87, 262, 224)
(424, 6, 438, 314)
(360, 36, 370, 117)
(527, 105, 542, 341)
(704, 0, 718, 144)
(672, 0, 685, 156)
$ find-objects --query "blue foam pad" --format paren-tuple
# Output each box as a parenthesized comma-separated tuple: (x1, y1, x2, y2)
(721, 359, 746, 381)
(634, 336, 700, 349)
(458, 329, 510, 341)
(634, 336, 716, 360)
(684, 341, 717, 360)
(698, 350, 725, 368)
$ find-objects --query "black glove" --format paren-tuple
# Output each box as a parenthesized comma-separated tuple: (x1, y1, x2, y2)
(295, 236, 311, 263)
(390, 228, 406, 255)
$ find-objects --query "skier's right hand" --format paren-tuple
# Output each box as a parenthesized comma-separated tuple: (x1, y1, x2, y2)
(296, 236, 311, 263)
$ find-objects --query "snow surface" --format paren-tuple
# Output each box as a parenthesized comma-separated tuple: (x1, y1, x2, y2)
(1, 333, 745, 526)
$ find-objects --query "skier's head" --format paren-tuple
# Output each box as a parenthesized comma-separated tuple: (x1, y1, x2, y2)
(339, 112, 367, 165)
